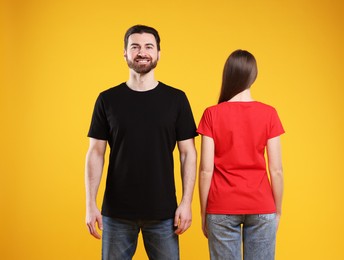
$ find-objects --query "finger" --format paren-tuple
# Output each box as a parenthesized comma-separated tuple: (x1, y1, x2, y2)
(203, 226, 208, 238)
(174, 219, 182, 235)
(175, 219, 190, 235)
(98, 215, 103, 231)
(174, 227, 182, 235)
(181, 219, 191, 233)
(174, 222, 183, 235)
(91, 227, 101, 239)
(87, 221, 101, 239)
(174, 213, 179, 227)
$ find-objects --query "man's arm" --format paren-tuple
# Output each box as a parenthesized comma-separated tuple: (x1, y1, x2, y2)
(267, 136, 284, 231)
(85, 138, 107, 239)
(174, 138, 197, 235)
(198, 135, 214, 238)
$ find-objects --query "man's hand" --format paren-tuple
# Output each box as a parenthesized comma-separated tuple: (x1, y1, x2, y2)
(174, 201, 192, 235)
(86, 206, 103, 239)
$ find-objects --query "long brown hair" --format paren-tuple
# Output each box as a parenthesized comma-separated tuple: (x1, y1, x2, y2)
(218, 50, 258, 103)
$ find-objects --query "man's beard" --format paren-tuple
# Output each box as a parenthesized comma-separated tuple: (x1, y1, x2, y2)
(126, 58, 158, 74)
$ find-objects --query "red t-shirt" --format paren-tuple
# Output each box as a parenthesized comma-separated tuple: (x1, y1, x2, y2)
(197, 101, 285, 214)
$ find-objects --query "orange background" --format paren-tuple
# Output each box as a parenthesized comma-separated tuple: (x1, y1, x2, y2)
(1, 0, 343, 259)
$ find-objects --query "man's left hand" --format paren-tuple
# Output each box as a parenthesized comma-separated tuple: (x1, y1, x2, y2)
(174, 201, 192, 235)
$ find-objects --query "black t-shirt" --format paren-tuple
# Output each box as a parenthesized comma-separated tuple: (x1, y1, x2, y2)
(88, 82, 197, 220)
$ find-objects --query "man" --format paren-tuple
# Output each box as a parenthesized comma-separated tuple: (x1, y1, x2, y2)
(85, 25, 197, 260)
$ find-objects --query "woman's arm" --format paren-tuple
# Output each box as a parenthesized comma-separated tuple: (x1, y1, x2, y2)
(199, 135, 215, 238)
(267, 135, 284, 230)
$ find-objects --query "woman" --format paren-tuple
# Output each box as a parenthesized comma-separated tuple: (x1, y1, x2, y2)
(198, 50, 284, 260)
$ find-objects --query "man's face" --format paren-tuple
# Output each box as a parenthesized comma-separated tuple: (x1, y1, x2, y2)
(124, 33, 160, 74)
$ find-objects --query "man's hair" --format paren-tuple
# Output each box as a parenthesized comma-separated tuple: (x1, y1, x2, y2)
(218, 50, 258, 103)
(124, 25, 161, 51)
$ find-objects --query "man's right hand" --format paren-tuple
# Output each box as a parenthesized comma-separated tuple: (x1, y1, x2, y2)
(86, 206, 103, 239)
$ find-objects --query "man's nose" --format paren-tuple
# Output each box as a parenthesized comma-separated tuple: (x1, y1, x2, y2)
(137, 49, 147, 56)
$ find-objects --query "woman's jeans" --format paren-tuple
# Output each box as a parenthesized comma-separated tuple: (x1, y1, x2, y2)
(102, 216, 179, 260)
(207, 214, 277, 260)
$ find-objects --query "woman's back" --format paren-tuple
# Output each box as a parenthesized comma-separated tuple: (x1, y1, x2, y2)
(197, 101, 284, 214)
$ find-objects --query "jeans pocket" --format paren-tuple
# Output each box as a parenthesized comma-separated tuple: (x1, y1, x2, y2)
(207, 214, 229, 224)
(257, 213, 276, 221)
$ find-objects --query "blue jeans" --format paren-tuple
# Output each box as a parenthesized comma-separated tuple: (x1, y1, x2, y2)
(102, 216, 179, 260)
(207, 214, 276, 260)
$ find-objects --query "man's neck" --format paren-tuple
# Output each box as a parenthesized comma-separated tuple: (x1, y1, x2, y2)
(126, 70, 158, 91)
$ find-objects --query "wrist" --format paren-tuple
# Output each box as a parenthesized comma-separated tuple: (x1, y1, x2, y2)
(180, 196, 193, 205)
(86, 200, 98, 208)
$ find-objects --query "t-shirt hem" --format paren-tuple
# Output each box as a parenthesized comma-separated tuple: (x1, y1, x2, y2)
(87, 133, 108, 141)
(268, 130, 285, 140)
(177, 132, 199, 141)
(206, 209, 276, 215)
(101, 211, 175, 221)
(196, 130, 213, 138)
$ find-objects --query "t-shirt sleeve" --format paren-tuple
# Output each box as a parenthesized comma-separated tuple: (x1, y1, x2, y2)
(175, 93, 198, 141)
(87, 94, 109, 140)
(268, 108, 285, 139)
(197, 108, 213, 138)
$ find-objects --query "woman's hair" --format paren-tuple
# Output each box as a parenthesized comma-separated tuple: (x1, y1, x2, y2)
(124, 25, 161, 51)
(218, 49, 258, 103)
